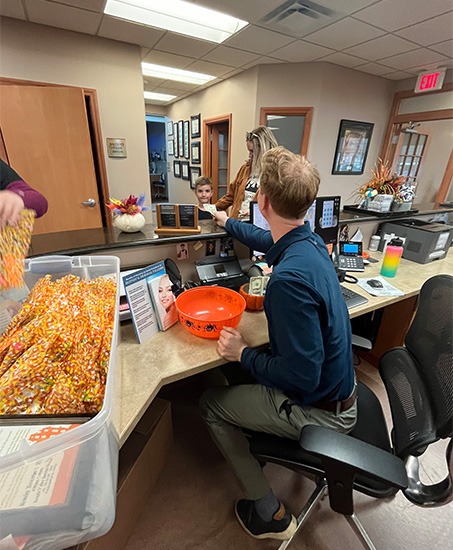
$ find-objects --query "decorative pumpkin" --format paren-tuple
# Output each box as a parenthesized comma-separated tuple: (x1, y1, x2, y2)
(239, 283, 265, 311)
(113, 213, 146, 233)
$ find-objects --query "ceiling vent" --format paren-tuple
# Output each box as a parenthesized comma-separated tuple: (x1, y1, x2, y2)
(260, 0, 341, 37)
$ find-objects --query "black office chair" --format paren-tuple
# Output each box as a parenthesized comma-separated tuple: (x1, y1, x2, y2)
(247, 274, 453, 550)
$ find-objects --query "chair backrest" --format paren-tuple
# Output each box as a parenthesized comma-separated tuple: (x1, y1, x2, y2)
(379, 274, 453, 458)
(405, 274, 453, 439)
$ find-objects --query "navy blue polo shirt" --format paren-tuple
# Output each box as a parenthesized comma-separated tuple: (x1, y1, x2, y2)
(225, 218, 354, 406)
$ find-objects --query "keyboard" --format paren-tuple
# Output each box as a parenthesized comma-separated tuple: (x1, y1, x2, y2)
(340, 285, 369, 310)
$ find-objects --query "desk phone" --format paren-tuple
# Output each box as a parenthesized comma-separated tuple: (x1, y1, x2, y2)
(338, 242, 365, 272)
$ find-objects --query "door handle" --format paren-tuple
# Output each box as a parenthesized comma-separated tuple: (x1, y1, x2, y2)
(81, 198, 96, 207)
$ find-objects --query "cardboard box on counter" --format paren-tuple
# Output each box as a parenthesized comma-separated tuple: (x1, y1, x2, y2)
(68, 397, 173, 550)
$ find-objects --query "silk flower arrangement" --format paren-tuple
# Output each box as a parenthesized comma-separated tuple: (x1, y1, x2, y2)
(107, 194, 150, 232)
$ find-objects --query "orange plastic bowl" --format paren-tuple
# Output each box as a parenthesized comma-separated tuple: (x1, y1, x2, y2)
(175, 286, 246, 339)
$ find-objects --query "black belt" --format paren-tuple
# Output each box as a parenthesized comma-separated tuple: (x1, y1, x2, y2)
(311, 386, 357, 413)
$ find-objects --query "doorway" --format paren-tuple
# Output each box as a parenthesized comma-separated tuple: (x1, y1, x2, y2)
(146, 115, 168, 203)
(203, 115, 231, 202)
(0, 79, 110, 234)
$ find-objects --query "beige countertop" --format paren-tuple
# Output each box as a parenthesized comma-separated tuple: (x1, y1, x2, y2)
(116, 252, 453, 446)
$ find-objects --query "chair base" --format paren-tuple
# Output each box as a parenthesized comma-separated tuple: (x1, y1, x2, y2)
(275, 478, 377, 550)
(276, 478, 328, 550)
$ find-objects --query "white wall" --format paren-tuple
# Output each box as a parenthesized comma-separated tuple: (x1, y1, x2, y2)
(0, 17, 152, 221)
(165, 68, 259, 205)
(257, 62, 395, 205)
(166, 60, 396, 209)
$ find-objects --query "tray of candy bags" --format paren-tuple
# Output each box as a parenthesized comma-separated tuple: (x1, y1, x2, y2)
(0, 254, 121, 549)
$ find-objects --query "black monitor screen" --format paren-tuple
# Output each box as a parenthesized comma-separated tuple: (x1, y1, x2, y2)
(250, 196, 341, 258)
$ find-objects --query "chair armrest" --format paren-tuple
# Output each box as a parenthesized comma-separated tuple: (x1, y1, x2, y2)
(300, 425, 407, 489)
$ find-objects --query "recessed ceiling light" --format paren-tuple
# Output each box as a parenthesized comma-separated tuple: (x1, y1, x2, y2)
(142, 62, 216, 85)
(104, 0, 248, 43)
(144, 91, 177, 102)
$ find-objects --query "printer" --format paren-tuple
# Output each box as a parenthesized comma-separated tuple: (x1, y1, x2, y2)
(377, 219, 453, 264)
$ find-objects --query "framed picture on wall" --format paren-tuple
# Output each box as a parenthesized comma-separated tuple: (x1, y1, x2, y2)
(183, 120, 190, 159)
(190, 113, 201, 138)
(332, 119, 374, 175)
(174, 160, 181, 178)
(190, 166, 201, 189)
(173, 122, 179, 158)
(181, 160, 190, 180)
(167, 139, 174, 156)
(167, 121, 173, 136)
(191, 141, 201, 164)
(178, 120, 184, 157)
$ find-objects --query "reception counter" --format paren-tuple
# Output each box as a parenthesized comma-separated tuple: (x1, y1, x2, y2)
(29, 202, 452, 259)
(116, 251, 453, 447)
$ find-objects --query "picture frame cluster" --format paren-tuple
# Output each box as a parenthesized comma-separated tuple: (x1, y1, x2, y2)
(167, 113, 202, 188)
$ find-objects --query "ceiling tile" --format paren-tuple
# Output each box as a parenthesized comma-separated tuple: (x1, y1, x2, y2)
(202, 45, 260, 67)
(47, 0, 106, 12)
(317, 0, 379, 15)
(153, 85, 186, 96)
(223, 25, 295, 55)
(0, 0, 26, 19)
(143, 77, 167, 90)
(25, 0, 102, 34)
(319, 52, 366, 68)
(379, 48, 449, 70)
(153, 33, 217, 58)
(355, 62, 396, 76)
(394, 11, 453, 46)
(142, 50, 196, 69)
(428, 40, 453, 57)
(303, 17, 386, 50)
(98, 16, 165, 48)
(187, 0, 285, 25)
(381, 70, 415, 80)
(158, 80, 201, 92)
(185, 59, 235, 77)
(353, 0, 453, 32)
(241, 56, 287, 70)
(344, 34, 419, 61)
(269, 40, 334, 63)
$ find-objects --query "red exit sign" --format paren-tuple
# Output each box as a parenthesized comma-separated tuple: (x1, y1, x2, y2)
(415, 68, 446, 93)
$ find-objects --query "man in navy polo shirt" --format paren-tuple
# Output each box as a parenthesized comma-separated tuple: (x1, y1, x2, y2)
(200, 146, 356, 542)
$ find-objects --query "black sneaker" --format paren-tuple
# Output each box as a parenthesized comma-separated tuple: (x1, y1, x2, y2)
(235, 499, 297, 541)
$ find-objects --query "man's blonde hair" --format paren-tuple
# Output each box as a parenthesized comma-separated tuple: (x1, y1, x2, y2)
(260, 146, 320, 219)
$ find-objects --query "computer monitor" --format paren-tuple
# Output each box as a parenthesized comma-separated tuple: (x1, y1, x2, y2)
(249, 196, 341, 259)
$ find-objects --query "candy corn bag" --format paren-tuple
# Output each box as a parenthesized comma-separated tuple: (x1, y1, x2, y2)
(0, 209, 35, 290)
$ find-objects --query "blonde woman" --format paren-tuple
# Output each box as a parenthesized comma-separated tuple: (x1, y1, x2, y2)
(215, 126, 278, 219)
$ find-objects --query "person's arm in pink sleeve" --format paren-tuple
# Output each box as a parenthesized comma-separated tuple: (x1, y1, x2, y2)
(6, 180, 48, 218)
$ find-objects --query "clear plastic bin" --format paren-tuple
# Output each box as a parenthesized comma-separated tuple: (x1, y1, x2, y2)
(0, 256, 120, 550)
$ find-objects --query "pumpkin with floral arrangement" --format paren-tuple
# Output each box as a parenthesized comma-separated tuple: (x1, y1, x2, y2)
(107, 193, 150, 232)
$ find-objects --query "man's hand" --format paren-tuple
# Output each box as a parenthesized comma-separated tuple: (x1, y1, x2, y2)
(0, 190, 25, 229)
(212, 210, 229, 228)
(217, 326, 248, 362)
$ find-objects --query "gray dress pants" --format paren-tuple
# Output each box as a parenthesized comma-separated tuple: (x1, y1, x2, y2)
(199, 382, 357, 500)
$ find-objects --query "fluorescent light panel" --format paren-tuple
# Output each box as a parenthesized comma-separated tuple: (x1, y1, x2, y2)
(144, 91, 176, 102)
(142, 62, 215, 85)
(104, 0, 248, 44)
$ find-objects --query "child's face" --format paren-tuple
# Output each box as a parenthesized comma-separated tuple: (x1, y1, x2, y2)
(195, 184, 213, 204)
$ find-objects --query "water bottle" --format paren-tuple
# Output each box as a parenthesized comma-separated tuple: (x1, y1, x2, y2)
(380, 237, 404, 277)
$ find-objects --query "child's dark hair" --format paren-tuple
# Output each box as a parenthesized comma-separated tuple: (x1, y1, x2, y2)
(194, 176, 212, 190)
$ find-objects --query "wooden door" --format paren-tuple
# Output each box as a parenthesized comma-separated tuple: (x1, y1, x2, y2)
(203, 116, 231, 202)
(0, 85, 103, 234)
